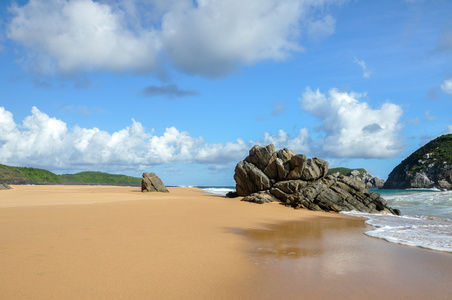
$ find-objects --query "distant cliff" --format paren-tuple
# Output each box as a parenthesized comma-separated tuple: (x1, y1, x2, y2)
(383, 134, 452, 190)
(328, 167, 385, 188)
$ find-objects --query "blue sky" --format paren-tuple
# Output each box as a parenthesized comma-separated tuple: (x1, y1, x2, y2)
(0, 0, 451, 186)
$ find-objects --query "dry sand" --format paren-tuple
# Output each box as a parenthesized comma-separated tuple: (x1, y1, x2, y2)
(1, 185, 451, 299)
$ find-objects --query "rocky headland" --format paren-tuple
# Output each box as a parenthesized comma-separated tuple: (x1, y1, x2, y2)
(383, 134, 452, 190)
(328, 168, 385, 188)
(233, 144, 399, 215)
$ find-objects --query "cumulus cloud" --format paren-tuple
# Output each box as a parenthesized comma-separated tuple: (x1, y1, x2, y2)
(7, 0, 346, 77)
(299, 87, 404, 158)
(0, 106, 314, 172)
(141, 84, 198, 98)
(7, 0, 159, 74)
(261, 129, 310, 154)
(441, 78, 452, 95)
(0, 106, 227, 169)
(353, 57, 371, 78)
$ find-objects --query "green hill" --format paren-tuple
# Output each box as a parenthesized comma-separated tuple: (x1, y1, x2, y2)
(383, 134, 452, 189)
(0, 164, 141, 186)
(0, 164, 61, 184)
(60, 171, 141, 186)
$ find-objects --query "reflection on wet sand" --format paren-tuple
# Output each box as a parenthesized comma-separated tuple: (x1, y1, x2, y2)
(238, 216, 366, 259)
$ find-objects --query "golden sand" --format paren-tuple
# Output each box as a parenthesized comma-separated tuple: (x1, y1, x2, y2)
(1, 185, 451, 299)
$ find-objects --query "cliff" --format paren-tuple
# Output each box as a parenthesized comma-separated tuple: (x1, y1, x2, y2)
(383, 134, 452, 190)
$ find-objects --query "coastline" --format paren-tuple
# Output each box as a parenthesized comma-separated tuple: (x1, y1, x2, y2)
(1, 185, 451, 299)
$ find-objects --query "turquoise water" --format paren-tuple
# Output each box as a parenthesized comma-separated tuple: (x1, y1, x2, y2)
(198, 186, 452, 253)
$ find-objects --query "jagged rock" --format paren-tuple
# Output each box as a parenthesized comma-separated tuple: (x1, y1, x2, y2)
(286, 154, 307, 180)
(141, 172, 169, 193)
(245, 144, 275, 171)
(234, 161, 272, 196)
(384, 134, 452, 190)
(329, 168, 385, 188)
(301, 157, 328, 181)
(242, 190, 279, 204)
(0, 183, 12, 190)
(233, 144, 399, 215)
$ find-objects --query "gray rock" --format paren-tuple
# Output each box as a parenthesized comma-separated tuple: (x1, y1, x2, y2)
(286, 154, 307, 180)
(242, 190, 279, 204)
(300, 157, 328, 181)
(245, 144, 275, 171)
(233, 144, 399, 215)
(141, 172, 169, 193)
(234, 161, 271, 196)
(0, 183, 12, 190)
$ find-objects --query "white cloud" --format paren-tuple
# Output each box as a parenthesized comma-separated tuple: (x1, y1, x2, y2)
(0, 106, 279, 171)
(7, 0, 346, 77)
(299, 87, 404, 158)
(353, 57, 371, 78)
(0, 106, 320, 172)
(440, 78, 452, 95)
(261, 129, 310, 154)
(7, 0, 159, 74)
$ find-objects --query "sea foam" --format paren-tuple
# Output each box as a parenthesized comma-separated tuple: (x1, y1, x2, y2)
(200, 186, 452, 253)
(342, 211, 452, 253)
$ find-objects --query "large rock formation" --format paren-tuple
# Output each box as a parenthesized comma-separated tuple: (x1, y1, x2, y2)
(141, 172, 169, 193)
(328, 168, 385, 188)
(234, 145, 399, 215)
(383, 134, 452, 190)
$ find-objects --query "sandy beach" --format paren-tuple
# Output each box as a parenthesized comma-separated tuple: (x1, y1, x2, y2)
(1, 185, 451, 299)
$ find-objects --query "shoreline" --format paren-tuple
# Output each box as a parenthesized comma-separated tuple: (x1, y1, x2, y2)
(1, 185, 451, 299)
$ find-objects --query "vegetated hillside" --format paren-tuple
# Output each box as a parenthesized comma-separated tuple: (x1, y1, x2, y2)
(60, 171, 141, 186)
(0, 164, 61, 184)
(0, 164, 141, 186)
(383, 134, 452, 190)
(328, 167, 367, 176)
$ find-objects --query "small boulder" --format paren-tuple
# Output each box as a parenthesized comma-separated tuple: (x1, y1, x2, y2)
(242, 191, 278, 204)
(141, 172, 169, 193)
(0, 183, 12, 190)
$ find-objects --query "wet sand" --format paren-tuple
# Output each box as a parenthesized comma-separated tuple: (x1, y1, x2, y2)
(1, 185, 451, 299)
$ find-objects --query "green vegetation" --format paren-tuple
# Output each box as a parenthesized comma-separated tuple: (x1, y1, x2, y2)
(60, 171, 141, 186)
(390, 134, 452, 176)
(328, 167, 368, 176)
(0, 164, 141, 186)
(0, 164, 61, 184)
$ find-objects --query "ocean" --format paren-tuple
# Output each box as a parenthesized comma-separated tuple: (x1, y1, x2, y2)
(197, 186, 452, 254)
